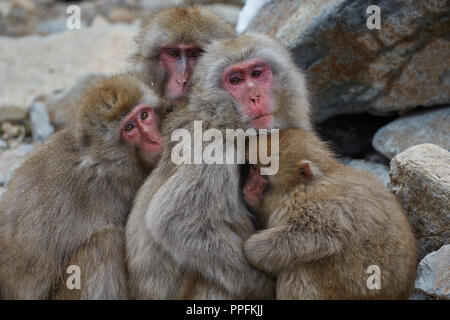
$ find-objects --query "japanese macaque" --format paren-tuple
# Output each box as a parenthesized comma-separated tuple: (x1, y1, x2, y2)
(126, 33, 312, 299)
(131, 6, 236, 104)
(0, 74, 164, 300)
(243, 128, 418, 300)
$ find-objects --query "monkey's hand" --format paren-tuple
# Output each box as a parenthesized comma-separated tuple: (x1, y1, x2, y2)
(244, 225, 345, 274)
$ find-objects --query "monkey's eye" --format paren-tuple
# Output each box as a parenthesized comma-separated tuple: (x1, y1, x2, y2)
(140, 111, 149, 120)
(168, 50, 179, 58)
(252, 70, 263, 78)
(229, 77, 242, 85)
(190, 50, 202, 58)
(125, 123, 135, 131)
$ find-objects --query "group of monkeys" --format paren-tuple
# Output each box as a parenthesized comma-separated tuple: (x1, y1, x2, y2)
(0, 6, 417, 300)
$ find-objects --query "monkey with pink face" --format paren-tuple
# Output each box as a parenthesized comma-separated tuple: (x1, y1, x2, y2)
(126, 33, 312, 299)
(0, 74, 164, 299)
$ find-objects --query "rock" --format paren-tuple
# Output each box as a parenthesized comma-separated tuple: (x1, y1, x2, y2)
(390, 144, 450, 259)
(107, 8, 138, 24)
(0, 106, 27, 122)
(0, 144, 35, 186)
(415, 245, 450, 299)
(0, 139, 8, 150)
(206, 4, 242, 26)
(248, 0, 450, 122)
(343, 158, 390, 187)
(12, 0, 35, 13)
(373, 106, 450, 159)
(36, 17, 72, 35)
(30, 101, 54, 143)
(90, 15, 109, 28)
(0, 23, 138, 112)
(1, 122, 25, 141)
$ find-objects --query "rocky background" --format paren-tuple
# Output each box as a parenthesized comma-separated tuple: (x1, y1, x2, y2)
(0, 0, 448, 300)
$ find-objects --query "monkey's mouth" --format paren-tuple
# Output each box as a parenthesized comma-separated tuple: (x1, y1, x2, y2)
(250, 114, 274, 129)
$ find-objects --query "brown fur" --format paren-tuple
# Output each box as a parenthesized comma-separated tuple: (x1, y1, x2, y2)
(244, 128, 418, 299)
(0, 74, 163, 299)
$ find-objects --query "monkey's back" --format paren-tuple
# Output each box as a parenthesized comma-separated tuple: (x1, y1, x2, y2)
(278, 165, 417, 300)
(0, 130, 144, 299)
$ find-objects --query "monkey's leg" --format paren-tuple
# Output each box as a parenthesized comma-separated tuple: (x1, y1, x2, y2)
(244, 225, 345, 274)
(61, 227, 128, 300)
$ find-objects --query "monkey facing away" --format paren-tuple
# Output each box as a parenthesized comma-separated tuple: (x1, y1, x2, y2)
(243, 128, 418, 299)
(131, 6, 236, 105)
(0, 73, 164, 299)
(126, 33, 312, 299)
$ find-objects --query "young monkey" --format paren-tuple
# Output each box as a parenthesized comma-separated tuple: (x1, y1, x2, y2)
(243, 128, 417, 300)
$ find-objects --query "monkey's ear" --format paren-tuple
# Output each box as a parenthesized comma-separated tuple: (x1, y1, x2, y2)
(296, 160, 316, 181)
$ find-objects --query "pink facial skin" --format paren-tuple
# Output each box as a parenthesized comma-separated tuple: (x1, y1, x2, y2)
(159, 44, 204, 100)
(222, 59, 274, 129)
(244, 165, 270, 208)
(121, 104, 163, 163)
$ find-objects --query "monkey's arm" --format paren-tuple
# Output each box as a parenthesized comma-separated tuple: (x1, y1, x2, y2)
(244, 223, 348, 274)
(146, 172, 273, 298)
(69, 227, 128, 300)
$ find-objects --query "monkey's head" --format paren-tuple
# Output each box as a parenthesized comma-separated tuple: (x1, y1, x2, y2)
(132, 6, 236, 103)
(244, 129, 335, 212)
(189, 33, 311, 130)
(74, 73, 163, 168)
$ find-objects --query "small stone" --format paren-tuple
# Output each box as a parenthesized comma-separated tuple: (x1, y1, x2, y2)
(415, 245, 450, 299)
(30, 101, 54, 143)
(1, 122, 25, 141)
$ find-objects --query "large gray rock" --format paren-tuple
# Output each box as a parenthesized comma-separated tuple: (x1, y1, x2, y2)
(248, 0, 450, 122)
(373, 106, 450, 159)
(390, 144, 450, 260)
(0, 23, 138, 113)
(415, 245, 450, 299)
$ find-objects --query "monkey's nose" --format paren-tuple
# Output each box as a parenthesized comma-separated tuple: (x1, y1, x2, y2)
(177, 79, 188, 86)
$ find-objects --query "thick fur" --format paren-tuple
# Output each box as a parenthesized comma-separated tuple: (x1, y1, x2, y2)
(131, 6, 236, 98)
(0, 74, 162, 299)
(244, 129, 418, 300)
(125, 34, 313, 299)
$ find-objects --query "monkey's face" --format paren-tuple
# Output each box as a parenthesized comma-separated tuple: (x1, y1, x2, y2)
(120, 104, 163, 165)
(160, 44, 204, 100)
(222, 59, 275, 129)
(243, 165, 270, 211)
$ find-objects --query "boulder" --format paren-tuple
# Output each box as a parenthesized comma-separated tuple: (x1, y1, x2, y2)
(415, 245, 450, 299)
(29, 101, 54, 143)
(373, 106, 450, 159)
(0, 23, 138, 113)
(390, 144, 450, 259)
(248, 0, 450, 122)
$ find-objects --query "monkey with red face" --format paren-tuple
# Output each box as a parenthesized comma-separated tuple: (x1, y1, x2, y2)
(0, 74, 164, 299)
(126, 33, 312, 299)
(131, 6, 236, 105)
